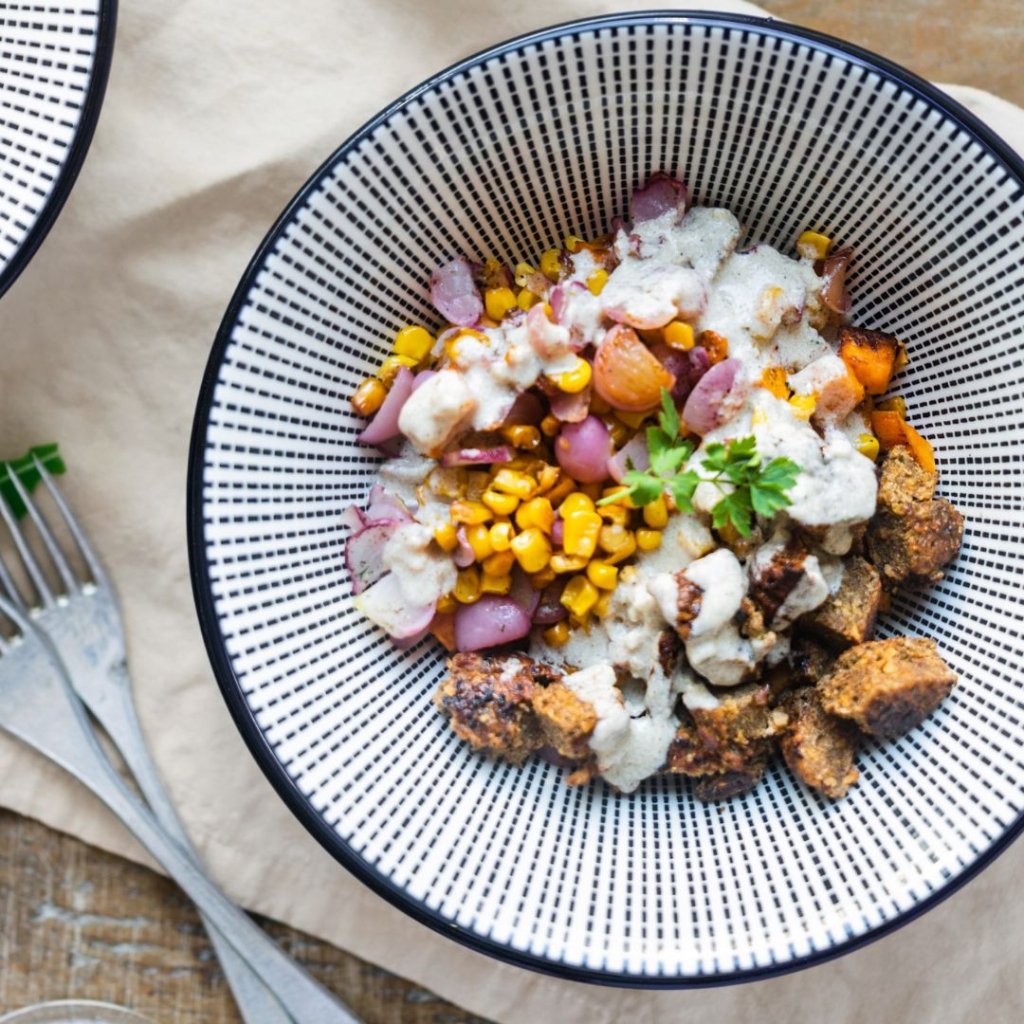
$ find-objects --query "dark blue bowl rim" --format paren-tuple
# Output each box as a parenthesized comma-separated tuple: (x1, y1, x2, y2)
(0, 0, 119, 301)
(187, 9, 1024, 989)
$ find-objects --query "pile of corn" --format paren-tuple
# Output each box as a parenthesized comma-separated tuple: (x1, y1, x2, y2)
(427, 460, 665, 646)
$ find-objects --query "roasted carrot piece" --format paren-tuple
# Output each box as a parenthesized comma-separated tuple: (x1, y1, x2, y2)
(839, 326, 900, 395)
(429, 611, 457, 652)
(870, 410, 906, 450)
(902, 422, 937, 474)
(700, 329, 730, 365)
(759, 365, 789, 399)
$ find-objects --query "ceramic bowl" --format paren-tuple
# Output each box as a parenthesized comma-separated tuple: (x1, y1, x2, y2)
(189, 11, 1024, 985)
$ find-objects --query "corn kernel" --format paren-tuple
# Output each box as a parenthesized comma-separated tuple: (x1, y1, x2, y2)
(586, 268, 609, 295)
(501, 424, 541, 450)
(586, 561, 618, 590)
(540, 248, 562, 281)
(479, 569, 512, 595)
(563, 509, 602, 558)
(543, 621, 570, 647)
(351, 377, 387, 417)
(529, 566, 557, 589)
(564, 233, 584, 252)
(605, 536, 637, 565)
(856, 433, 881, 461)
(517, 287, 540, 311)
(488, 521, 514, 552)
(510, 527, 552, 574)
(540, 414, 560, 438)
(796, 230, 832, 260)
(599, 524, 637, 564)
(514, 261, 536, 287)
(464, 522, 494, 561)
(559, 492, 595, 517)
(642, 496, 669, 529)
(876, 396, 907, 418)
(570, 611, 592, 631)
(393, 325, 433, 361)
(482, 550, 515, 576)
(454, 567, 481, 604)
(663, 321, 695, 350)
(543, 475, 576, 507)
(550, 552, 589, 574)
(598, 502, 630, 525)
(433, 521, 459, 552)
(552, 357, 592, 394)
(788, 394, 817, 421)
(427, 466, 469, 499)
(436, 593, 457, 614)
(594, 590, 614, 618)
(484, 286, 518, 322)
(515, 496, 555, 534)
(616, 410, 648, 430)
(535, 464, 560, 494)
(700, 330, 730, 365)
(561, 575, 599, 618)
(636, 528, 662, 552)
(450, 500, 492, 525)
(481, 488, 520, 516)
(377, 353, 418, 385)
(490, 468, 537, 500)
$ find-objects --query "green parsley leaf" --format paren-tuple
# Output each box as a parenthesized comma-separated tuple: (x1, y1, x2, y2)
(621, 468, 665, 506)
(658, 387, 680, 441)
(668, 470, 700, 513)
(712, 488, 754, 537)
(0, 443, 66, 518)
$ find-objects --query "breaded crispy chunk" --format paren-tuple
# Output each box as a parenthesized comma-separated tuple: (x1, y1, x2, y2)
(435, 652, 550, 763)
(674, 571, 703, 638)
(819, 637, 957, 738)
(657, 628, 683, 676)
(877, 445, 937, 515)
(778, 688, 859, 798)
(866, 499, 963, 591)
(692, 751, 771, 802)
(532, 682, 597, 761)
(749, 540, 808, 624)
(789, 634, 836, 686)
(665, 683, 780, 778)
(802, 556, 882, 650)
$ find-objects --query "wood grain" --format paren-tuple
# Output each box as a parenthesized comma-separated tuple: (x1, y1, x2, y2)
(0, 811, 494, 1023)
(2, 4, 1018, 1022)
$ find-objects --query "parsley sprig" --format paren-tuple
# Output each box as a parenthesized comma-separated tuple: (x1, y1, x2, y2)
(0, 443, 66, 518)
(597, 390, 801, 537)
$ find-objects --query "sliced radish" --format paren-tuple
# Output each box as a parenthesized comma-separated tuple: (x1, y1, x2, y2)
(430, 258, 483, 326)
(345, 520, 402, 593)
(440, 445, 513, 468)
(607, 433, 650, 483)
(354, 572, 437, 640)
(359, 367, 414, 447)
(454, 595, 532, 652)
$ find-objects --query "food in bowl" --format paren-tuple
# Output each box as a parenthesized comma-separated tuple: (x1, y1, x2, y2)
(345, 173, 963, 801)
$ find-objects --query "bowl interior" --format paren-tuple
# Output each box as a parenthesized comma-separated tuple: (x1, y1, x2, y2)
(191, 12, 1024, 983)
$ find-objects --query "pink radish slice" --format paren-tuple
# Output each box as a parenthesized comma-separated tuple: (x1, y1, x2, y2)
(341, 506, 367, 531)
(440, 446, 513, 468)
(607, 433, 650, 484)
(453, 595, 532, 652)
(533, 579, 568, 624)
(354, 572, 437, 640)
(365, 485, 412, 523)
(548, 386, 591, 423)
(358, 367, 414, 446)
(345, 520, 402, 593)
(630, 173, 688, 223)
(682, 358, 744, 436)
(509, 570, 541, 619)
(453, 526, 475, 568)
(412, 369, 436, 392)
(551, 516, 564, 547)
(430, 258, 483, 326)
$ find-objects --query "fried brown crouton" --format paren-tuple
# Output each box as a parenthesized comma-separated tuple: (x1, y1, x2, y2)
(778, 688, 859, 798)
(789, 634, 835, 686)
(877, 445, 937, 515)
(532, 683, 596, 761)
(749, 539, 809, 625)
(692, 752, 771, 802)
(802, 556, 882, 650)
(435, 652, 551, 763)
(674, 571, 703, 638)
(657, 628, 683, 676)
(665, 683, 781, 777)
(866, 499, 963, 591)
(818, 637, 957, 738)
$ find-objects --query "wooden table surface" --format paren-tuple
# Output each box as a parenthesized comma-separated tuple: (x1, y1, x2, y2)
(2, 2, 1020, 1021)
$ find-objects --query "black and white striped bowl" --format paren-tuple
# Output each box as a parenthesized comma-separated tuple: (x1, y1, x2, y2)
(189, 12, 1024, 985)
(0, 1, 116, 298)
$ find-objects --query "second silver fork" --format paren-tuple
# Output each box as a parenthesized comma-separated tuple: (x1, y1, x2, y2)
(0, 459, 359, 1024)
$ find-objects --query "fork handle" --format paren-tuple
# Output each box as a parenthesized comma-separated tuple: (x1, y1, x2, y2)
(78, 749, 361, 1023)
(98, 666, 294, 1024)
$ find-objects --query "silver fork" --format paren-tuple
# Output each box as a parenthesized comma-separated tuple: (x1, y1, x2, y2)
(0, 462, 360, 1024)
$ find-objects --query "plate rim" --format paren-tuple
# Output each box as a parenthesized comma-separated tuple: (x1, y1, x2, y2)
(187, 8, 1024, 987)
(0, 0, 119, 300)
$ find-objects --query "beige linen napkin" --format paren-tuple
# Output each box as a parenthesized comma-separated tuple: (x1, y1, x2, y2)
(1, 1, 1022, 1021)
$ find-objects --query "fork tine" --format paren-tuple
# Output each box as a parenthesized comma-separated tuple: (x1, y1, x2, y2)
(4, 462, 79, 594)
(31, 456, 108, 586)
(0, 472, 55, 609)
(0, 552, 26, 607)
